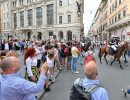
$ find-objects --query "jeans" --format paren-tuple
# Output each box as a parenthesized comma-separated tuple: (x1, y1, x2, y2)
(67, 56, 72, 69)
(78, 53, 82, 64)
(72, 56, 78, 72)
(127, 89, 130, 94)
(128, 50, 130, 57)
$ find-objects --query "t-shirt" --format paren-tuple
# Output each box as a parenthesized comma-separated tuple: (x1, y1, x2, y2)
(47, 57, 53, 68)
(35, 46, 42, 60)
(71, 46, 78, 57)
(5, 43, 9, 50)
(47, 57, 53, 74)
(85, 51, 95, 58)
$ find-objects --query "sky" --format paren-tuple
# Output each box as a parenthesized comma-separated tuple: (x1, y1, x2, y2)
(83, 0, 101, 35)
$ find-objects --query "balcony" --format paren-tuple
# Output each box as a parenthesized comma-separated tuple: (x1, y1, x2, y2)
(107, 14, 130, 31)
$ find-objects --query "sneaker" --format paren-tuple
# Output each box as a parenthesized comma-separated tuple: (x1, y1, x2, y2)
(49, 79, 52, 81)
(45, 87, 51, 92)
(122, 89, 127, 97)
(74, 71, 79, 74)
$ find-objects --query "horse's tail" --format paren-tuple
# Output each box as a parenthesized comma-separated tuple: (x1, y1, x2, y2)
(98, 48, 101, 58)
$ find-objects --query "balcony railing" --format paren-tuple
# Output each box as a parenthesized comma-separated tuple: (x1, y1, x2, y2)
(107, 14, 130, 30)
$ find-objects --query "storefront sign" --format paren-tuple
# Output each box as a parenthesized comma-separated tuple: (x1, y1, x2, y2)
(127, 32, 130, 35)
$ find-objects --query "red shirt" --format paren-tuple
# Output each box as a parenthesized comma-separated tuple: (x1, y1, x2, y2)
(78, 48, 81, 53)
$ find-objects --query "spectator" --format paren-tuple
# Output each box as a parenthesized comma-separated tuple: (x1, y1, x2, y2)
(24, 47, 39, 83)
(0, 56, 48, 100)
(66, 42, 72, 70)
(34, 42, 43, 73)
(45, 52, 55, 92)
(60, 44, 66, 67)
(54, 44, 61, 71)
(84, 47, 96, 65)
(78, 45, 83, 65)
(71, 61, 109, 100)
(1, 40, 11, 51)
(71, 43, 79, 73)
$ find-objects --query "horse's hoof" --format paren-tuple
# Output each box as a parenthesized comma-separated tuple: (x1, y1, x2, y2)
(110, 63, 112, 66)
(126, 64, 128, 66)
(116, 62, 119, 64)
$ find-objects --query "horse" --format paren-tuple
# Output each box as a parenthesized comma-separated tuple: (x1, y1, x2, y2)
(82, 41, 91, 52)
(98, 42, 129, 69)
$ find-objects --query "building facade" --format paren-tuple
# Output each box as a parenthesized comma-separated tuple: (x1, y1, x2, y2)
(0, 0, 84, 41)
(89, 0, 130, 42)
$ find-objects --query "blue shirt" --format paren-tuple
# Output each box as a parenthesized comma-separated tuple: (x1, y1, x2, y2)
(0, 73, 47, 100)
(74, 78, 109, 100)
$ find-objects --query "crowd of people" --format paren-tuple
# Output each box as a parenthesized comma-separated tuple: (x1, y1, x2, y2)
(0, 37, 130, 100)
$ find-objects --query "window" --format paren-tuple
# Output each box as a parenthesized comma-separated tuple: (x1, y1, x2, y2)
(19, 0, 23, 6)
(68, 15, 71, 23)
(118, 12, 121, 20)
(115, 15, 117, 22)
(36, 7, 42, 27)
(123, 9, 126, 17)
(110, 7, 111, 14)
(7, 4, 8, 9)
(47, 4, 53, 25)
(68, 0, 71, 5)
(109, 19, 111, 25)
(7, 13, 8, 18)
(112, 4, 114, 11)
(59, 0, 62, 6)
(7, 22, 9, 29)
(59, 16, 62, 24)
(13, 1, 16, 8)
(3, 5, 5, 10)
(28, 9, 33, 26)
(14, 13, 17, 29)
(112, 18, 114, 24)
(4, 24, 5, 30)
(4, 14, 5, 19)
(119, 0, 121, 5)
(115, 0, 117, 9)
(27, 0, 33, 3)
(20, 11, 24, 27)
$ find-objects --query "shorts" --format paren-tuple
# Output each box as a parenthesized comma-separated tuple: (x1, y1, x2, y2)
(37, 60, 41, 68)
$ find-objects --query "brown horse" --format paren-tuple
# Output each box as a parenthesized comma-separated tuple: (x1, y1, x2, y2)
(98, 42, 129, 69)
(82, 41, 91, 52)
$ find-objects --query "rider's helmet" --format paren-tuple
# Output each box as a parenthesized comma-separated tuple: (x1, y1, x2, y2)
(112, 35, 115, 38)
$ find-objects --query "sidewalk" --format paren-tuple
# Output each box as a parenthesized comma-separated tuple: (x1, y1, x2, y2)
(36, 70, 60, 100)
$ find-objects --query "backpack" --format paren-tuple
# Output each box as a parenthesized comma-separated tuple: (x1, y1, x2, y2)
(86, 52, 93, 63)
(69, 78, 100, 100)
(64, 47, 70, 56)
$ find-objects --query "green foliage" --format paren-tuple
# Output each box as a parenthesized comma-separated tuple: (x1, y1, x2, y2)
(101, 0, 106, 3)
(98, 8, 102, 11)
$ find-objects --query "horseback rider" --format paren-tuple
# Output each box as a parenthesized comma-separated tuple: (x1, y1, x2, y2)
(109, 35, 117, 53)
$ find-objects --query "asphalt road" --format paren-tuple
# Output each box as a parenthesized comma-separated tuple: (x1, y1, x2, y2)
(40, 49, 130, 100)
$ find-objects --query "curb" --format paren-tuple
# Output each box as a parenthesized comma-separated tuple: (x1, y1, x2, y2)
(36, 70, 60, 100)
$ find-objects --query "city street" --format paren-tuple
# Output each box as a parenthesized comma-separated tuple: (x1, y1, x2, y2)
(40, 49, 130, 100)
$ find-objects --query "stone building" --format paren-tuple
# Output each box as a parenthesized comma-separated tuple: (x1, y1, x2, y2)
(0, 0, 84, 41)
(89, 0, 130, 42)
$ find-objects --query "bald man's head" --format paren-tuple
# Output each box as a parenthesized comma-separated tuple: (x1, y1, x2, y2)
(1, 56, 17, 72)
(84, 61, 98, 80)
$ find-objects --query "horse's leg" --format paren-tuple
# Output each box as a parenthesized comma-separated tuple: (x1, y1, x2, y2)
(104, 53, 108, 64)
(124, 54, 128, 66)
(117, 57, 124, 69)
(110, 57, 116, 66)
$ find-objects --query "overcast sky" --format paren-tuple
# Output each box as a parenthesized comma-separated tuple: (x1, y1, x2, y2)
(83, 0, 101, 35)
